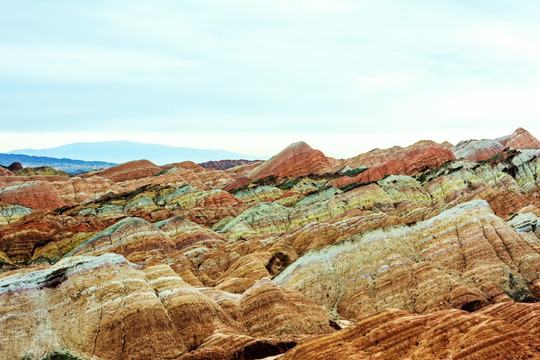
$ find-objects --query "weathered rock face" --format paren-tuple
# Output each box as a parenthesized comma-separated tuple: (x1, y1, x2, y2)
(452, 139, 505, 162)
(248, 141, 334, 180)
(0, 167, 13, 176)
(332, 146, 455, 188)
(274, 201, 540, 318)
(0, 201, 32, 226)
(0, 254, 334, 360)
(281, 307, 540, 360)
(505, 127, 540, 150)
(0, 175, 121, 209)
(0, 210, 106, 264)
(342, 140, 452, 169)
(2, 131, 540, 359)
(0, 182, 68, 210)
(97, 159, 163, 182)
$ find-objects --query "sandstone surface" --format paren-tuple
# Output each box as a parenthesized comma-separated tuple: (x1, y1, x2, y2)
(247, 141, 334, 180)
(2, 130, 540, 359)
(452, 139, 505, 162)
(97, 159, 163, 182)
(505, 127, 540, 150)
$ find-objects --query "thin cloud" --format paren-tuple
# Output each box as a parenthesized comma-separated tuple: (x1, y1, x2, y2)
(0, 1, 539, 156)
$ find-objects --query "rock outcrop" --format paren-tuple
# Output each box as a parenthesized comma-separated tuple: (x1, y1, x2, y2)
(0, 162, 23, 172)
(2, 130, 540, 359)
(97, 159, 163, 182)
(332, 146, 455, 188)
(0, 182, 68, 210)
(0, 167, 13, 177)
(0, 254, 334, 360)
(281, 307, 540, 360)
(247, 141, 334, 180)
(505, 127, 540, 150)
(452, 139, 504, 162)
(274, 201, 540, 318)
(342, 140, 452, 169)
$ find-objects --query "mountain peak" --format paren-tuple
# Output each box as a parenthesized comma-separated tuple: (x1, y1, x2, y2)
(8, 141, 261, 165)
(505, 127, 540, 150)
(247, 141, 332, 179)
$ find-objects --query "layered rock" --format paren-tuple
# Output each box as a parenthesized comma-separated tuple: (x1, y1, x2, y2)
(0, 201, 33, 226)
(0, 254, 334, 360)
(281, 307, 540, 360)
(274, 201, 540, 319)
(0, 175, 120, 209)
(2, 130, 540, 358)
(13, 166, 70, 177)
(0, 167, 13, 176)
(332, 146, 455, 188)
(0, 182, 68, 210)
(97, 159, 162, 182)
(342, 140, 452, 169)
(452, 139, 504, 162)
(0, 210, 106, 264)
(247, 142, 334, 180)
(504, 127, 540, 150)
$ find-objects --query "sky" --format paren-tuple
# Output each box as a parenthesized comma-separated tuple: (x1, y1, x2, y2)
(1, 0, 540, 159)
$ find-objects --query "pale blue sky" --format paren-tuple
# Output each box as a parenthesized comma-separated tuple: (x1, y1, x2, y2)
(1, 0, 540, 157)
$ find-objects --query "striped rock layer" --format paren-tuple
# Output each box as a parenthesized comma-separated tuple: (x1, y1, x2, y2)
(0, 129, 540, 359)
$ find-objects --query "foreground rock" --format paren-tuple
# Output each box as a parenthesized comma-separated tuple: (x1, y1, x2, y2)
(0, 254, 334, 360)
(1, 129, 540, 359)
(282, 307, 540, 360)
(274, 201, 540, 318)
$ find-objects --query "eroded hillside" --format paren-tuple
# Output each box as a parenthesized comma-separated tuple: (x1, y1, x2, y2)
(1, 128, 540, 359)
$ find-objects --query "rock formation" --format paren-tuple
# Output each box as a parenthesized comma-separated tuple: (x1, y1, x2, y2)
(0, 167, 13, 177)
(0, 162, 23, 172)
(505, 127, 540, 149)
(1, 129, 540, 359)
(247, 141, 334, 180)
(281, 307, 540, 360)
(332, 146, 455, 188)
(452, 139, 505, 162)
(97, 159, 163, 182)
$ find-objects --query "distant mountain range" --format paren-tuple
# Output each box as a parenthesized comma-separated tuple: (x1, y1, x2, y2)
(0, 153, 116, 174)
(8, 141, 262, 165)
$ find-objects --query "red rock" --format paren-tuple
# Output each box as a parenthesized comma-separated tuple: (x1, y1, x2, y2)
(226, 161, 265, 179)
(247, 142, 334, 180)
(0, 210, 107, 263)
(404, 146, 455, 174)
(97, 159, 162, 182)
(223, 176, 252, 192)
(0, 175, 120, 208)
(505, 127, 540, 149)
(452, 139, 505, 162)
(0, 167, 13, 176)
(0, 182, 67, 210)
(281, 308, 540, 360)
(202, 191, 243, 208)
(332, 146, 455, 188)
(342, 140, 451, 169)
